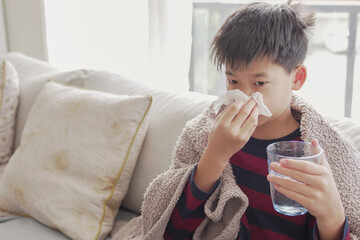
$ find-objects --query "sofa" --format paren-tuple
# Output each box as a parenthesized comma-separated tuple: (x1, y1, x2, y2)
(0, 52, 359, 240)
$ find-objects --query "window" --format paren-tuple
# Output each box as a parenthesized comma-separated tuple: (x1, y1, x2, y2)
(190, 0, 360, 121)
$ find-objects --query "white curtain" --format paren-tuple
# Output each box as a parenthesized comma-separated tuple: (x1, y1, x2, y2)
(148, 0, 193, 91)
(0, 0, 8, 54)
(44, 0, 193, 93)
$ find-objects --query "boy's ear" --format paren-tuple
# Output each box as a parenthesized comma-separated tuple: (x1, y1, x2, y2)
(292, 65, 307, 90)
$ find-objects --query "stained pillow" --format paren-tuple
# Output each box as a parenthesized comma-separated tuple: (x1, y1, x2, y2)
(0, 60, 19, 164)
(0, 81, 152, 240)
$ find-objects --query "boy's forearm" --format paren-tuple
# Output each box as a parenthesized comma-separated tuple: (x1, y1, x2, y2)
(194, 148, 227, 192)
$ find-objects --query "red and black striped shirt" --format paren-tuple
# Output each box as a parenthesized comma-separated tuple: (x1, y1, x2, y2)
(164, 128, 350, 240)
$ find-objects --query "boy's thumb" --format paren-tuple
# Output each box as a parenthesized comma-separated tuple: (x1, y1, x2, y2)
(311, 138, 330, 168)
(310, 138, 319, 147)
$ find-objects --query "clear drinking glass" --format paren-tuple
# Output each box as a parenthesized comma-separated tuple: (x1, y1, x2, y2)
(266, 141, 323, 216)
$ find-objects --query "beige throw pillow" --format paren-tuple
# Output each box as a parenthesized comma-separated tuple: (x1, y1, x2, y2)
(0, 60, 19, 164)
(0, 81, 152, 240)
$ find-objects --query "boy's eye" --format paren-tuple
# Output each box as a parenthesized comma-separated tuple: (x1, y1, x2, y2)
(254, 81, 266, 86)
(227, 79, 238, 85)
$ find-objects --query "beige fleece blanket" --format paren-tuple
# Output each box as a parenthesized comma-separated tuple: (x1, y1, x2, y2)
(113, 94, 360, 240)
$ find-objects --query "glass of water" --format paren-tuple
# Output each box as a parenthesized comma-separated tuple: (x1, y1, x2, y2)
(266, 141, 322, 216)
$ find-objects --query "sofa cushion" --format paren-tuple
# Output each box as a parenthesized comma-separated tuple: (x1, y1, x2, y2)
(0, 60, 19, 164)
(13, 69, 94, 149)
(0, 52, 96, 150)
(84, 71, 217, 214)
(0, 215, 113, 240)
(0, 53, 60, 84)
(0, 216, 71, 240)
(327, 115, 360, 151)
(0, 81, 152, 240)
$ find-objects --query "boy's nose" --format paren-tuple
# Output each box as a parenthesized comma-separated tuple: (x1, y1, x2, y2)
(237, 87, 252, 97)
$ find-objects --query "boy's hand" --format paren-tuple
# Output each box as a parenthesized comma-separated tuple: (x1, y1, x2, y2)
(207, 99, 259, 161)
(194, 99, 259, 192)
(267, 139, 345, 240)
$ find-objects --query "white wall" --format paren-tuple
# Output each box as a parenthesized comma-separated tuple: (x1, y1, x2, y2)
(3, 0, 47, 60)
(44, 0, 149, 80)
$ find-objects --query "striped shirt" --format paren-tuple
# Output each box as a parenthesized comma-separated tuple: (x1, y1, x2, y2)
(164, 128, 350, 240)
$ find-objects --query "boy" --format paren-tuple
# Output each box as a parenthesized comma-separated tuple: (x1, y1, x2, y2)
(113, 1, 360, 239)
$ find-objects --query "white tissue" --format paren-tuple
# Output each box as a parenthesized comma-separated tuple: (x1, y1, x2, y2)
(214, 89, 272, 117)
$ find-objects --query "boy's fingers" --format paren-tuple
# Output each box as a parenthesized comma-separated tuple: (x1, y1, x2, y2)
(311, 139, 319, 147)
(218, 100, 244, 125)
(232, 99, 257, 127)
(309, 139, 329, 167)
(275, 159, 324, 175)
(241, 106, 259, 135)
(271, 182, 310, 207)
(267, 174, 312, 198)
(269, 162, 321, 186)
(215, 104, 230, 121)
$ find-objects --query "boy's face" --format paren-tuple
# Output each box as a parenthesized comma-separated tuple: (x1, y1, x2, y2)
(225, 57, 305, 128)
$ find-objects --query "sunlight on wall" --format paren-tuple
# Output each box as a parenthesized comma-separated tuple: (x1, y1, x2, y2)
(44, 0, 149, 80)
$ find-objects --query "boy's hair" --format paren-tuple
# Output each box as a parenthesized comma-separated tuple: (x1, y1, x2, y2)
(211, 0, 315, 73)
